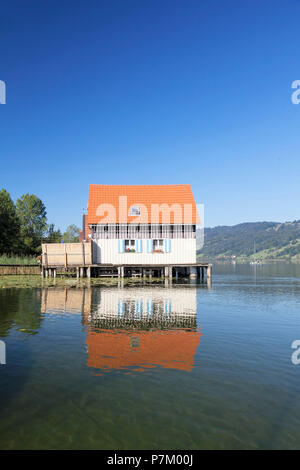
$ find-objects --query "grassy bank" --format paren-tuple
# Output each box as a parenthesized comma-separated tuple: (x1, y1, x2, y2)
(0, 275, 168, 289)
(0, 255, 38, 265)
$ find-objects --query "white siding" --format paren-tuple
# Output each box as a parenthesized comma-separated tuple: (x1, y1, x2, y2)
(88, 286, 197, 321)
(92, 238, 196, 264)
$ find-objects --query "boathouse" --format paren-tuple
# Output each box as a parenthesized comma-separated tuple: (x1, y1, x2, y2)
(86, 184, 198, 262)
(42, 184, 211, 280)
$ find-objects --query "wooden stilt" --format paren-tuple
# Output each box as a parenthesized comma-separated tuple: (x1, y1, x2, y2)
(207, 264, 212, 280)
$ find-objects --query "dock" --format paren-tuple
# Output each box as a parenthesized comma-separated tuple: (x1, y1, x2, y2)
(41, 262, 212, 281)
(41, 243, 212, 281)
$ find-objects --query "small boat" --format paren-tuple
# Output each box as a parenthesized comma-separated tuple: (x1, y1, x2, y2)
(250, 241, 262, 265)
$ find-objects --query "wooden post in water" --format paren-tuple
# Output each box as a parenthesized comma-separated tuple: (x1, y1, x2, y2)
(82, 243, 85, 267)
(64, 244, 67, 269)
(207, 264, 212, 280)
(189, 267, 197, 279)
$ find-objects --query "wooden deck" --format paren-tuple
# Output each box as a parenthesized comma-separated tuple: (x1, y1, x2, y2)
(41, 243, 212, 281)
(41, 262, 212, 281)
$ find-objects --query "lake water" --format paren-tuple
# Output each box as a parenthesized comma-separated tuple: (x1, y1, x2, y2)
(0, 262, 300, 450)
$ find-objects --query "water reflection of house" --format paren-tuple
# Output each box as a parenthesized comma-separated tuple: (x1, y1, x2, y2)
(87, 329, 200, 372)
(41, 288, 91, 316)
(41, 286, 201, 373)
(86, 286, 201, 373)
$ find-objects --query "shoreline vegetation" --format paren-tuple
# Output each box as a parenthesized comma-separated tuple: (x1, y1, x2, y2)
(197, 221, 300, 262)
(0, 254, 39, 265)
(0, 188, 80, 258)
(0, 275, 170, 289)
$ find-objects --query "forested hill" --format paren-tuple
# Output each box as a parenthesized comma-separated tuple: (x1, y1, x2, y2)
(197, 221, 300, 260)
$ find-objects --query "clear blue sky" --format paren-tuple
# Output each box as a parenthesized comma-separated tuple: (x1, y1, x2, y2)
(1, 0, 300, 230)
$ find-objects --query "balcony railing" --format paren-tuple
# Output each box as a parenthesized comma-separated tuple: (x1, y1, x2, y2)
(91, 224, 196, 240)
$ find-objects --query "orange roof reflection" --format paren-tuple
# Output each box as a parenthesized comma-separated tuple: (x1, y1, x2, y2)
(86, 328, 201, 373)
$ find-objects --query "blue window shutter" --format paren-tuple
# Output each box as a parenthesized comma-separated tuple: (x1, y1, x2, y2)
(118, 300, 124, 316)
(146, 300, 153, 315)
(139, 240, 142, 253)
(165, 239, 171, 253)
(150, 240, 153, 252)
(164, 300, 171, 315)
(118, 240, 125, 253)
(147, 240, 152, 253)
(136, 299, 143, 314)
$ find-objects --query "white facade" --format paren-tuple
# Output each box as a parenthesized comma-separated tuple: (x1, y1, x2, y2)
(89, 286, 197, 322)
(92, 238, 196, 265)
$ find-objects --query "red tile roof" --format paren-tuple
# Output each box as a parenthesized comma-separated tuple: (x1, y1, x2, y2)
(87, 184, 200, 224)
(86, 329, 201, 373)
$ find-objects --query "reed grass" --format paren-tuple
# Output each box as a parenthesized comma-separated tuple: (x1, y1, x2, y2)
(0, 254, 38, 265)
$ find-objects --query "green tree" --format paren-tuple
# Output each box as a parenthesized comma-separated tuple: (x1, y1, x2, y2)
(63, 224, 80, 243)
(16, 194, 47, 254)
(44, 223, 62, 243)
(0, 189, 21, 254)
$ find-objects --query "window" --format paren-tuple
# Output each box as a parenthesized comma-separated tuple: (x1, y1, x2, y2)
(129, 206, 140, 216)
(125, 240, 136, 252)
(153, 239, 164, 253)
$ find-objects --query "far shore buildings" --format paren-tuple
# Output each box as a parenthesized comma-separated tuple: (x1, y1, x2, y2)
(80, 184, 201, 276)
